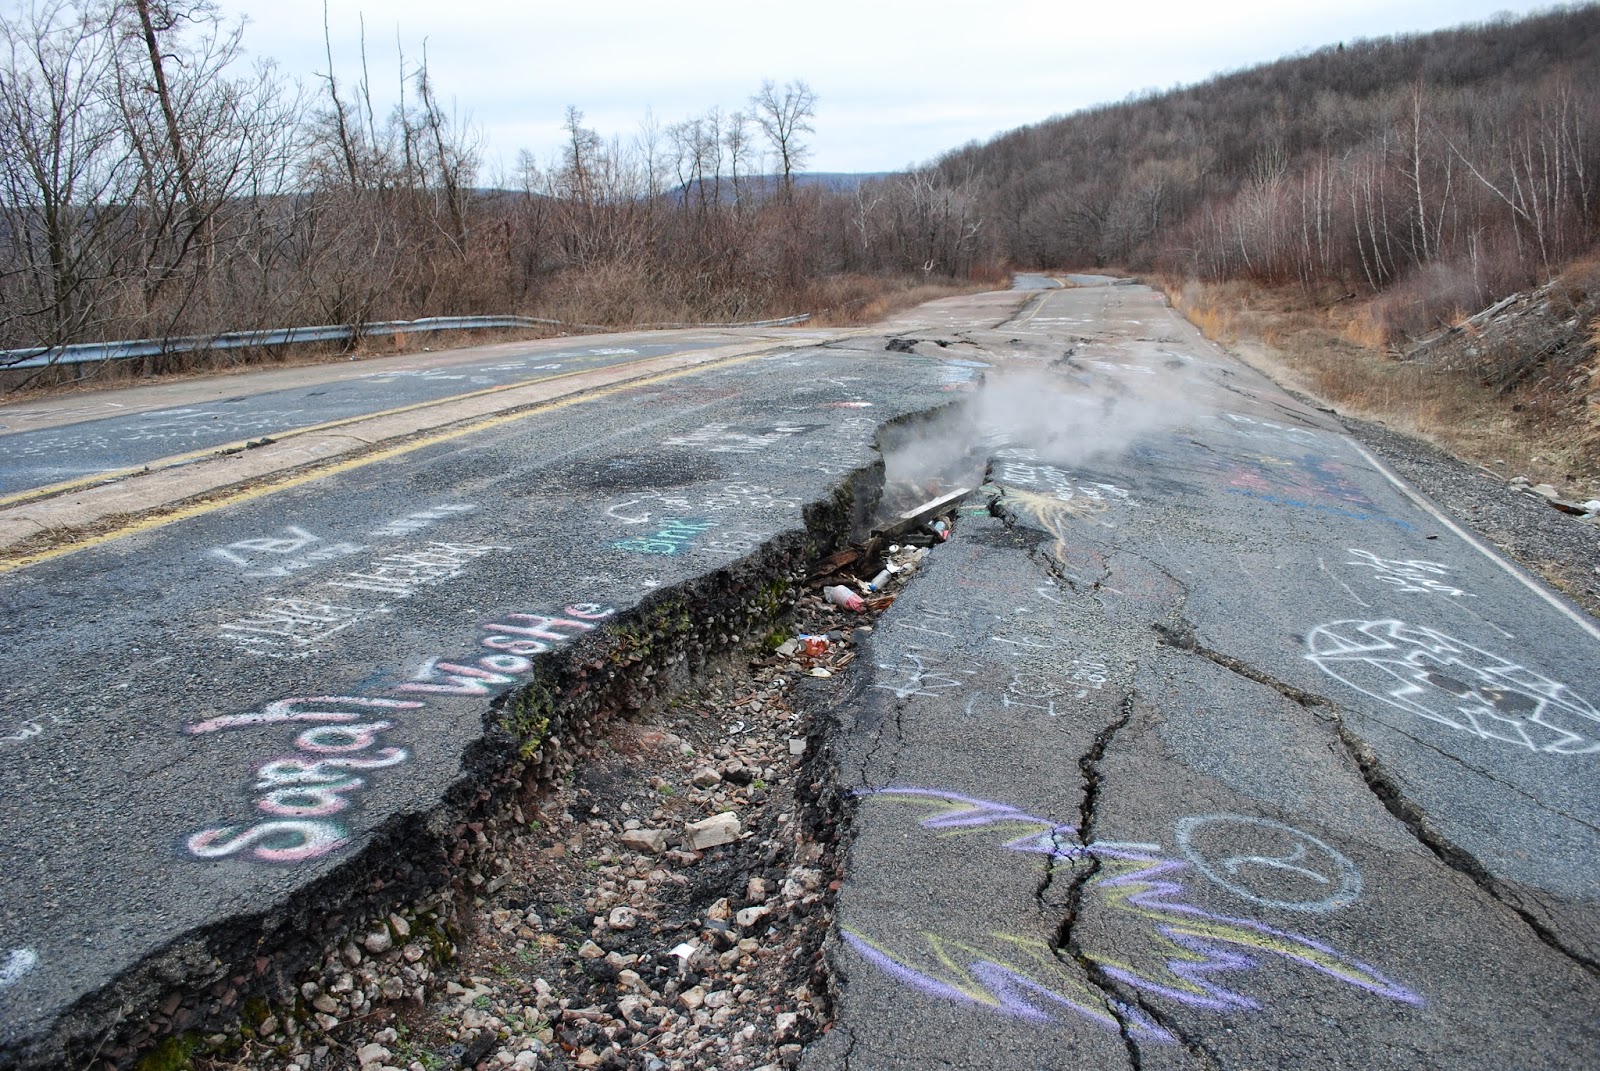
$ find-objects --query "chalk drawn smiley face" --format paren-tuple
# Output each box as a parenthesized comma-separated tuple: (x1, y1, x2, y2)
(1176, 815, 1362, 913)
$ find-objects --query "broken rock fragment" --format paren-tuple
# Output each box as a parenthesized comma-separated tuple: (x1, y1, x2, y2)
(619, 828, 667, 854)
(685, 812, 742, 850)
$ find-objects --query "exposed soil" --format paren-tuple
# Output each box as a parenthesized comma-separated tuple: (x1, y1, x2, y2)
(1159, 273, 1600, 502)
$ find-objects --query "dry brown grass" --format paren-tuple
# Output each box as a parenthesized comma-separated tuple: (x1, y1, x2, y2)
(805, 274, 997, 327)
(1157, 275, 1600, 499)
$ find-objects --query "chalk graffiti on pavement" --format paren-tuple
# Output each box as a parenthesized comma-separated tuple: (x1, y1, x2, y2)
(612, 519, 717, 556)
(218, 541, 508, 659)
(659, 423, 819, 454)
(605, 483, 799, 526)
(1223, 451, 1414, 530)
(209, 525, 365, 578)
(845, 789, 1421, 1039)
(1305, 619, 1599, 754)
(1217, 412, 1328, 447)
(1175, 814, 1361, 913)
(992, 461, 1133, 509)
(1345, 549, 1475, 598)
(1, 948, 38, 989)
(184, 603, 614, 863)
(871, 650, 978, 700)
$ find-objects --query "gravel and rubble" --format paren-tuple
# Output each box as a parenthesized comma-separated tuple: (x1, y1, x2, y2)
(175, 521, 957, 1071)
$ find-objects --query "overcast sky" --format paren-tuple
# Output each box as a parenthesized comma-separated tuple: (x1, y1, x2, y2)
(219, 0, 1560, 179)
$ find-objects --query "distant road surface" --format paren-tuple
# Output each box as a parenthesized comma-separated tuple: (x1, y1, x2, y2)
(0, 331, 762, 495)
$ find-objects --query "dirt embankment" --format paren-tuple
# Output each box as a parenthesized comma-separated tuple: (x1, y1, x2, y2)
(1160, 267, 1600, 494)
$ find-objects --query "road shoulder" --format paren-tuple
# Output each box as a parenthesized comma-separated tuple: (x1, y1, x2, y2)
(1329, 412, 1600, 621)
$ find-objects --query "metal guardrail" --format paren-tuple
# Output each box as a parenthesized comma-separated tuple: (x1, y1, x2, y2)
(0, 312, 813, 370)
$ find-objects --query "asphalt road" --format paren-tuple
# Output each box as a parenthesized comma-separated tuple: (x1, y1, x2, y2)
(800, 282, 1600, 1069)
(0, 333, 751, 495)
(0, 299, 1012, 1066)
(1, 278, 1597, 1069)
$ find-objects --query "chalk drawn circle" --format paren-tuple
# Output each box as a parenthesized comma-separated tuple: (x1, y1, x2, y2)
(1175, 814, 1362, 913)
(1305, 620, 1600, 755)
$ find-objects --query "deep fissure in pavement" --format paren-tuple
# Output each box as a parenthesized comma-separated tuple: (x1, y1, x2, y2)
(1049, 694, 1144, 1071)
(45, 399, 981, 1071)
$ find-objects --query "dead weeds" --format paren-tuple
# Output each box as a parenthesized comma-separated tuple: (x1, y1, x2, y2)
(1161, 275, 1600, 500)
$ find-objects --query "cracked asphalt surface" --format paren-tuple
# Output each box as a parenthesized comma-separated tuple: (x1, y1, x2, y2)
(0, 333, 757, 495)
(1, 279, 1597, 1069)
(801, 282, 1600, 1070)
(0, 312, 1001, 1066)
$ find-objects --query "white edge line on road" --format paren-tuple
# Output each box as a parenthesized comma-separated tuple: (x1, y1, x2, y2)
(1346, 437, 1600, 644)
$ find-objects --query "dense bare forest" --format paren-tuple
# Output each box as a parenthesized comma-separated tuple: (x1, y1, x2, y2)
(934, 4, 1600, 339)
(6, 2, 1598, 366)
(0, 1, 995, 359)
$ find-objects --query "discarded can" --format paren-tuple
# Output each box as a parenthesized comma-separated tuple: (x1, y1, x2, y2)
(929, 519, 950, 541)
(867, 568, 893, 591)
(798, 634, 830, 657)
(823, 585, 864, 611)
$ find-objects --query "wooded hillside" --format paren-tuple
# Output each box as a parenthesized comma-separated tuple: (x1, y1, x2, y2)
(935, 5, 1600, 337)
(0, 2, 979, 362)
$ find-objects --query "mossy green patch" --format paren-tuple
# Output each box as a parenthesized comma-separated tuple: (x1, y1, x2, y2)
(136, 1034, 202, 1071)
(507, 679, 557, 759)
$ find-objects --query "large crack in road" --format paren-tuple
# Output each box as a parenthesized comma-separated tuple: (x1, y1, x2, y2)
(794, 281, 1600, 1071)
(1154, 618, 1600, 980)
(6, 280, 1599, 1071)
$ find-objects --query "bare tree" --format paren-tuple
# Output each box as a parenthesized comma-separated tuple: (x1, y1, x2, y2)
(723, 109, 752, 211)
(751, 78, 816, 199)
(0, 0, 132, 347)
(634, 107, 665, 198)
(107, 0, 298, 337)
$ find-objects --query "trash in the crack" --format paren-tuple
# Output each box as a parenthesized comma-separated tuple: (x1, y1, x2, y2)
(797, 634, 831, 656)
(888, 544, 930, 572)
(807, 547, 862, 581)
(872, 486, 974, 540)
(823, 585, 864, 611)
(809, 667, 833, 678)
(866, 567, 894, 591)
(928, 518, 950, 541)
(668, 941, 699, 968)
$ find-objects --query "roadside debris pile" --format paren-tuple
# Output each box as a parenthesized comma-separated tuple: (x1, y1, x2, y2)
(1402, 273, 1600, 502)
(1506, 475, 1600, 522)
(173, 504, 964, 1071)
(1402, 276, 1597, 400)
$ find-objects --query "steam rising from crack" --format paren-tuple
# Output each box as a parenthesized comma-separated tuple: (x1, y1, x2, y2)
(881, 365, 1204, 494)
